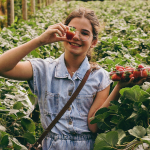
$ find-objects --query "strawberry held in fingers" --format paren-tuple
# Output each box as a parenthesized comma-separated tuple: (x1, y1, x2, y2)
(66, 27, 76, 40)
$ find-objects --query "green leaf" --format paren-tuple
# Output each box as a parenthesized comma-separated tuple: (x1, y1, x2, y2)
(13, 101, 22, 110)
(120, 85, 149, 102)
(23, 132, 35, 144)
(121, 89, 137, 101)
(112, 36, 118, 42)
(21, 118, 35, 132)
(69, 26, 76, 32)
(16, 112, 26, 118)
(116, 129, 126, 145)
(11, 137, 27, 150)
(101, 147, 116, 150)
(105, 59, 114, 64)
(126, 112, 137, 120)
(141, 136, 150, 143)
(95, 107, 108, 116)
(136, 53, 143, 59)
(90, 111, 110, 124)
(147, 125, 150, 135)
(94, 133, 110, 150)
(110, 115, 120, 124)
(106, 131, 118, 147)
(1, 135, 9, 146)
(119, 87, 131, 96)
(28, 92, 37, 105)
(108, 105, 118, 113)
(30, 50, 40, 58)
(128, 126, 146, 138)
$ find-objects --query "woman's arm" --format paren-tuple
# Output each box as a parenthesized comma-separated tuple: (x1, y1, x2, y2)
(0, 38, 41, 80)
(88, 84, 122, 133)
(0, 23, 68, 80)
(88, 77, 146, 133)
(88, 85, 110, 133)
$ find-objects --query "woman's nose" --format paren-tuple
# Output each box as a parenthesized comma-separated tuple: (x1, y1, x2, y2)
(73, 31, 80, 40)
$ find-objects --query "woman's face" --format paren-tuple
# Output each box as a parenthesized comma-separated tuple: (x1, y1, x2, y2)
(63, 17, 97, 57)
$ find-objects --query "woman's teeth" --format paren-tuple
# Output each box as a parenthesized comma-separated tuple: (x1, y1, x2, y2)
(70, 43, 81, 47)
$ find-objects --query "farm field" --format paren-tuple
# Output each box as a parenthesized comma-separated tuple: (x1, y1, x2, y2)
(0, 0, 150, 149)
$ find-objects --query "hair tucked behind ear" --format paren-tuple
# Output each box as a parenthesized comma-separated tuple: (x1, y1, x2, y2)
(64, 7, 100, 70)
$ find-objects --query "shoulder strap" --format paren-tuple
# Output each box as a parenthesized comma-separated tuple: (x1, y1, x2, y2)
(34, 68, 91, 147)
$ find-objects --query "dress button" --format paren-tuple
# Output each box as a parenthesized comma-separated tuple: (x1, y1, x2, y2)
(68, 90, 73, 96)
(69, 121, 72, 125)
(68, 107, 71, 111)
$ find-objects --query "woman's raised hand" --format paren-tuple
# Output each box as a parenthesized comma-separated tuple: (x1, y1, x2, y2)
(37, 23, 69, 46)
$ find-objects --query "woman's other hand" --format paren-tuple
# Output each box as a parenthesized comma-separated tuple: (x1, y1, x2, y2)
(117, 77, 146, 89)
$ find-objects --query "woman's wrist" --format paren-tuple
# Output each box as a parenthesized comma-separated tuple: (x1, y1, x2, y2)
(34, 36, 43, 47)
(115, 82, 123, 90)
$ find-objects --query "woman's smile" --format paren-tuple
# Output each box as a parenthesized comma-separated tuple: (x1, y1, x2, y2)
(69, 42, 82, 47)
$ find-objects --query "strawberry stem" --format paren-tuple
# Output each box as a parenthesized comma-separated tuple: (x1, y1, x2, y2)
(69, 26, 76, 32)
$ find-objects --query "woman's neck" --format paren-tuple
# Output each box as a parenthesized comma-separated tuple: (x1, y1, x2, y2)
(64, 53, 86, 76)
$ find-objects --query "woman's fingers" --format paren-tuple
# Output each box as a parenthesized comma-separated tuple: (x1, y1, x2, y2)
(48, 23, 67, 37)
(128, 77, 146, 87)
(136, 78, 146, 85)
(38, 23, 72, 45)
(118, 77, 146, 89)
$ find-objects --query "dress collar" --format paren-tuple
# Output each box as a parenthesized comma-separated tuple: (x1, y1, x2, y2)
(55, 53, 90, 80)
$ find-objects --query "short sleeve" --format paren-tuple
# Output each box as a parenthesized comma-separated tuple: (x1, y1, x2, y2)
(27, 57, 54, 97)
(27, 59, 37, 95)
(97, 68, 112, 92)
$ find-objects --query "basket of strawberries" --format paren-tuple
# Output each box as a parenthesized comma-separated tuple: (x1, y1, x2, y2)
(110, 64, 150, 81)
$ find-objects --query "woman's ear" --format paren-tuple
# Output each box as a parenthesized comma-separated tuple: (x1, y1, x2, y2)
(90, 39, 98, 48)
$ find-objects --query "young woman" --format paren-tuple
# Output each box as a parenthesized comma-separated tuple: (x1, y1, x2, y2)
(0, 7, 145, 150)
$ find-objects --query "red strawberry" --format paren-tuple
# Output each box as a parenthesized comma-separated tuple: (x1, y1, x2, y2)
(66, 27, 76, 40)
(125, 66, 130, 69)
(110, 70, 116, 76)
(141, 69, 148, 78)
(145, 67, 150, 78)
(121, 72, 126, 80)
(116, 68, 124, 76)
(133, 70, 141, 79)
(111, 74, 121, 81)
(125, 67, 134, 74)
(138, 64, 144, 69)
(115, 65, 124, 70)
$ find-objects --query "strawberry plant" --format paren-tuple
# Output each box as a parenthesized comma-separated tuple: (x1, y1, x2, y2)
(91, 85, 150, 149)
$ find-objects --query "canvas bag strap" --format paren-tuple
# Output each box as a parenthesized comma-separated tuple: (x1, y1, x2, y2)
(33, 68, 91, 147)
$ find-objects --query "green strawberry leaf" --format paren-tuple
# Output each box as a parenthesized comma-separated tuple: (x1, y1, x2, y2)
(69, 26, 76, 32)
(128, 126, 146, 138)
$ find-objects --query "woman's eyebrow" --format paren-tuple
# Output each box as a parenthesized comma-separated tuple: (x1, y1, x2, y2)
(81, 29, 90, 33)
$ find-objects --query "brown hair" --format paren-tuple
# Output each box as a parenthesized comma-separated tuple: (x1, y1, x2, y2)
(64, 7, 100, 62)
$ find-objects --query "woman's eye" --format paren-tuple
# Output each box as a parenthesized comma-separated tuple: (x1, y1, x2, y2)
(81, 32, 89, 36)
